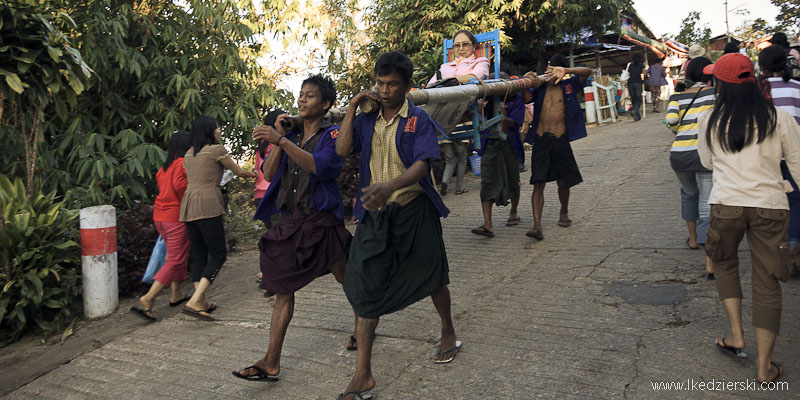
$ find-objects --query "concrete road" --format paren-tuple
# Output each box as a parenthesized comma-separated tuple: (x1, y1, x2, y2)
(6, 114, 799, 399)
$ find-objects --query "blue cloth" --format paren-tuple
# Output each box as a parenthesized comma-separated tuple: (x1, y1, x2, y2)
(142, 235, 166, 284)
(352, 100, 449, 220)
(478, 94, 526, 165)
(526, 74, 588, 143)
(254, 125, 345, 222)
(782, 161, 800, 243)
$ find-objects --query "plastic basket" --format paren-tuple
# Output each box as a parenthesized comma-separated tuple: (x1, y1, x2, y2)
(469, 155, 481, 176)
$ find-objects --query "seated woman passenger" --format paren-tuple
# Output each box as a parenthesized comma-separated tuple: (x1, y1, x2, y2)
(428, 29, 490, 85)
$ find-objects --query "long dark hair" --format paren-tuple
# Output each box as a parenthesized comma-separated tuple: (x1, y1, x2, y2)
(189, 115, 218, 155)
(705, 81, 776, 153)
(163, 131, 191, 171)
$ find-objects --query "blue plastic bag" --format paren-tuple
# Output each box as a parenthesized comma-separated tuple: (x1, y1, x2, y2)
(142, 235, 166, 284)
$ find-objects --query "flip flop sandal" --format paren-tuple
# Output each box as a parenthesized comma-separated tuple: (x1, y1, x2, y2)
(470, 227, 495, 237)
(205, 303, 217, 313)
(231, 365, 279, 382)
(337, 389, 373, 400)
(505, 217, 520, 226)
(715, 337, 748, 359)
(455, 189, 469, 195)
(433, 340, 462, 364)
(557, 219, 572, 228)
(686, 238, 699, 250)
(182, 307, 215, 321)
(130, 306, 156, 322)
(758, 361, 783, 384)
(168, 294, 191, 307)
(526, 229, 544, 241)
(346, 335, 357, 351)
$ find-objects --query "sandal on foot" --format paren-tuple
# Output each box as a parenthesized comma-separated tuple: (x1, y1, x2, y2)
(205, 303, 217, 313)
(182, 307, 215, 321)
(686, 238, 699, 250)
(471, 226, 495, 237)
(505, 217, 520, 226)
(130, 306, 156, 322)
(433, 340, 462, 364)
(455, 188, 469, 195)
(526, 229, 543, 241)
(337, 389, 373, 400)
(557, 219, 572, 228)
(715, 337, 748, 359)
(706, 273, 715, 280)
(168, 294, 191, 307)
(758, 361, 783, 384)
(346, 335, 357, 351)
(231, 365, 279, 382)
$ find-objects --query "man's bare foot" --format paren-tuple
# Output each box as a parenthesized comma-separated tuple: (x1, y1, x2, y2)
(471, 226, 495, 237)
(715, 335, 745, 350)
(339, 375, 376, 400)
(234, 359, 279, 379)
(526, 227, 543, 240)
(434, 331, 459, 363)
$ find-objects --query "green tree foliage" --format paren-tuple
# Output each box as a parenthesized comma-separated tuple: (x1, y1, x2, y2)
(735, 17, 774, 43)
(0, 0, 92, 198)
(1, 0, 297, 210)
(40, 0, 296, 209)
(0, 177, 81, 345)
(772, 0, 799, 34)
(323, 0, 630, 97)
(675, 11, 711, 47)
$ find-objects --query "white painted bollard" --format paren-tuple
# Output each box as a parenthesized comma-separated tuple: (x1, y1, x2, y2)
(584, 86, 597, 124)
(79, 205, 119, 318)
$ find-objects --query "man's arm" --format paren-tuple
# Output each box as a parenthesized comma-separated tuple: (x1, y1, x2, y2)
(336, 90, 376, 157)
(360, 160, 429, 211)
(547, 66, 592, 84)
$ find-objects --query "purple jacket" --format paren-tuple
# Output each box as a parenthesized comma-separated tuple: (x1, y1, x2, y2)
(253, 125, 345, 222)
(526, 74, 588, 143)
(352, 100, 449, 220)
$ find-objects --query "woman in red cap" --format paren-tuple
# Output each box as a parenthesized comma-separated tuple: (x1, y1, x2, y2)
(698, 53, 800, 384)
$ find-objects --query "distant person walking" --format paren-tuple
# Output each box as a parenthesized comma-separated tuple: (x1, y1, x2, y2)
(180, 115, 256, 320)
(626, 52, 645, 121)
(665, 57, 716, 279)
(698, 53, 800, 384)
(131, 131, 192, 321)
(645, 59, 668, 112)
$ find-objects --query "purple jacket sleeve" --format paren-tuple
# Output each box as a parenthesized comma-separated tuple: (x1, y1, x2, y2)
(411, 113, 441, 163)
(312, 128, 344, 182)
(352, 114, 364, 154)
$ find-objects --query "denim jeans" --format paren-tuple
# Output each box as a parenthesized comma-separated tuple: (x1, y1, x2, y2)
(675, 170, 713, 245)
(441, 141, 467, 191)
(628, 82, 643, 119)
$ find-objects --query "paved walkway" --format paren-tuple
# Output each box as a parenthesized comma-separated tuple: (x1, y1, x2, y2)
(7, 115, 799, 399)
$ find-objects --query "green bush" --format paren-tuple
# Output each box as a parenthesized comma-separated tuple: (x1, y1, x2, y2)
(0, 177, 81, 346)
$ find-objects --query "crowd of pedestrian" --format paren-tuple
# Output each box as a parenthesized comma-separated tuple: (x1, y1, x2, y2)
(128, 29, 800, 396)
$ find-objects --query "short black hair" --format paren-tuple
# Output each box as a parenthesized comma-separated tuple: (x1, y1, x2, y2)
(769, 32, 790, 49)
(686, 56, 712, 83)
(549, 53, 568, 68)
(631, 52, 644, 63)
(723, 42, 739, 54)
(301, 74, 336, 112)
(759, 45, 791, 82)
(375, 51, 414, 83)
(453, 29, 478, 45)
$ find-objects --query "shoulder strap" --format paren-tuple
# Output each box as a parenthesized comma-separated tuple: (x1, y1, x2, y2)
(677, 87, 704, 127)
(436, 69, 442, 81)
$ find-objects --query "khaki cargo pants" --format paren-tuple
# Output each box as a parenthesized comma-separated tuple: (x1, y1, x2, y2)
(704, 205, 792, 334)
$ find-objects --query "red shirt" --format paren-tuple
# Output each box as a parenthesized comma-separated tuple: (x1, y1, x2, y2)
(153, 158, 188, 222)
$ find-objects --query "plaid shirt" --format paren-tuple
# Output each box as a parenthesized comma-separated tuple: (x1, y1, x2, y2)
(276, 122, 330, 214)
(369, 100, 423, 207)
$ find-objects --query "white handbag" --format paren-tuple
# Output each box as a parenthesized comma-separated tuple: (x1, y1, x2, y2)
(620, 62, 631, 82)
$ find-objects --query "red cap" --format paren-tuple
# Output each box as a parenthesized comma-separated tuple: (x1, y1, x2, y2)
(702, 53, 755, 83)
